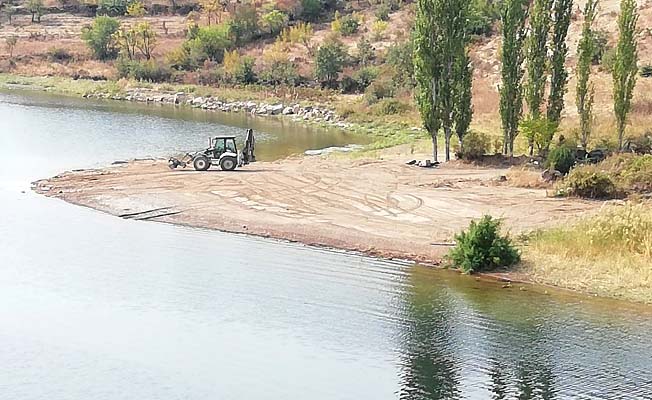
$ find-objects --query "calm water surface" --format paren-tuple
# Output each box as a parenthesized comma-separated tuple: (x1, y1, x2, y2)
(1, 90, 651, 399)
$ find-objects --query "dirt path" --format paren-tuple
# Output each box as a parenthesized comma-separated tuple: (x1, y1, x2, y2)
(34, 155, 599, 264)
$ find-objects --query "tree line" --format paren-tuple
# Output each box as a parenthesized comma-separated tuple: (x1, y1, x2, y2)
(414, 0, 640, 162)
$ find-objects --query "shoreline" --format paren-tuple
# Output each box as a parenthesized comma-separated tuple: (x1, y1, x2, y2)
(32, 157, 604, 294)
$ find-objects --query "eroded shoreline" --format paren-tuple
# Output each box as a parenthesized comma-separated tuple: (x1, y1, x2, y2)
(34, 154, 599, 266)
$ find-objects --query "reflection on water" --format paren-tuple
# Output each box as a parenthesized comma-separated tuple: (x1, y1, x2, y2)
(1, 90, 652, 399)
(397, 267, 652, 399)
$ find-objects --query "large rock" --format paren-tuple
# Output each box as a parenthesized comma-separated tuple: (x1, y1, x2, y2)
(269, 104, 284, 115)
(282, 106, 294, 115)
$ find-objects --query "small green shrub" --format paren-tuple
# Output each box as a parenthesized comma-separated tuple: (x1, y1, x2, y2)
(81, 16, 120, 60)
(448, 215, 521, 274)
(372, 98, 409, 115)
(458, 130, 490, 160)
(364, 78, 394, 104)
(375, 4, 390, 21)
(116, 58, 171, 82)
(339, 14, 360, 36)
(562, 168, 618, 199)
(547, 145, 576, 175)
(600, 47, 616, 72)
(259, 60, 301, 85)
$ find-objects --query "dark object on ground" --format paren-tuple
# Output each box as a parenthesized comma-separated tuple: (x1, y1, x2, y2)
(542, 169, 563, 182)
(406, 159, 417, 165)
(169, 129, 256, 172)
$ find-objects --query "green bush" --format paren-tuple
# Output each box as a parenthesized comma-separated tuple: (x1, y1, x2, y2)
(375, 4, 390, 21)
(467, 0, 499, 37)
(364, 78, 394, 104)
(386, 41, 414, 86)
(194, 24, 233, 62)
(81, 16, 120, 60)
(590, 30, 609, 65)
(259, 60, 301, 85)
(315, 38, 348, 87)
(234, 56, 256, 84)
(547, 145, 576, 175)
(372, 98, 409, 115)
(448, 216, 520, 274)
(339, 14, 360, 36)
(601, 47, 616, 72)
(116, 58, 172, 82)
(458, 130, 490, 160)
(562, 168, 618, 199)
(301, 0, 325, 21)
(97, 0, 133, 16)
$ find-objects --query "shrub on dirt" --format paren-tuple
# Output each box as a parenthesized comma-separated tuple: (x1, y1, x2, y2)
(259, 60, 302, 85)
(315, 38, 348, 88)
(600, 47, 616, 72)
(546, 145, 576, 175)
(338, 14, 360, 36)
(375, 4, 390, 21)
(193, 24, 233, 63)
(81, 16, 120, 60)
(448, 215, 521, 274)
(372, 98, 409, 115)
(458, 130, 490, 160)
(97, 0, 132, 17)
(47, 47, 73, 62)
(364, 78, 395, 105)
(560, 167, 619, 199)
(116, 58, 171, 82)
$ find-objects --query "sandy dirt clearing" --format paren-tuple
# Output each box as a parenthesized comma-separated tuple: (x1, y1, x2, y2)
(34, 154, 600, 264)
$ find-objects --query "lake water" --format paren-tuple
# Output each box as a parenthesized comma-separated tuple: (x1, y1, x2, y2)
(1, 90, 651, 400)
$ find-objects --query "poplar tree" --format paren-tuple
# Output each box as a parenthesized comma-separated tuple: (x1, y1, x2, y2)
(414, 0, 470, 162)
(613, 0, 638, 151)
(414, 0, 442, 162)
(454, 50, 473, 155)
(499, 0, 528, 156)
(546, 0, 573, 126)
(525, 0, 552, 118)
(524, 0, 552, 155)
(576, 0, 598, 150)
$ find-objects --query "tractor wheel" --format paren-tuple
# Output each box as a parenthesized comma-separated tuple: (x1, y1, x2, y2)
(220, 156, 237, 171)
(193, 155, 211, 171)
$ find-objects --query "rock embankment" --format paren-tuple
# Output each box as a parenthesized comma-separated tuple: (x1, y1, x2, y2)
(84, 89, 353, 129)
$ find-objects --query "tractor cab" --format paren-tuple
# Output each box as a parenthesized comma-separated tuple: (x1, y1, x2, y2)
(211, 136, 238, 157)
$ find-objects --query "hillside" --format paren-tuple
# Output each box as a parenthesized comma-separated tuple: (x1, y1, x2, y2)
(1, 0, 652, 147)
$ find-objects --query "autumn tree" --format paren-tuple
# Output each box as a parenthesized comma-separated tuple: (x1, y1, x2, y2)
(576, 0, 598, 150)
(613, 0, 639, 150)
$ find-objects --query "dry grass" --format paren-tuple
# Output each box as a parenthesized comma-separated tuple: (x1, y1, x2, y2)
(506, 167, 551, 189)
(521, 202, 652, 303)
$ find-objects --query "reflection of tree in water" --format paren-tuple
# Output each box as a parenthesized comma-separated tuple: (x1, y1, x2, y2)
(456, 282, 557, 400)
(398, 268, 460, 400)
(398, 266, 557, 399)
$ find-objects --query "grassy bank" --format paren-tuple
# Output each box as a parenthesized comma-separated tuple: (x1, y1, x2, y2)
(520, 202, 652, 303)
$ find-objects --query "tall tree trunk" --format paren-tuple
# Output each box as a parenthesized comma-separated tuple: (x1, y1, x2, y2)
(618, 120, 625, 151)
(444, 126, 451, 162)
(432, 133, 438, 163)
